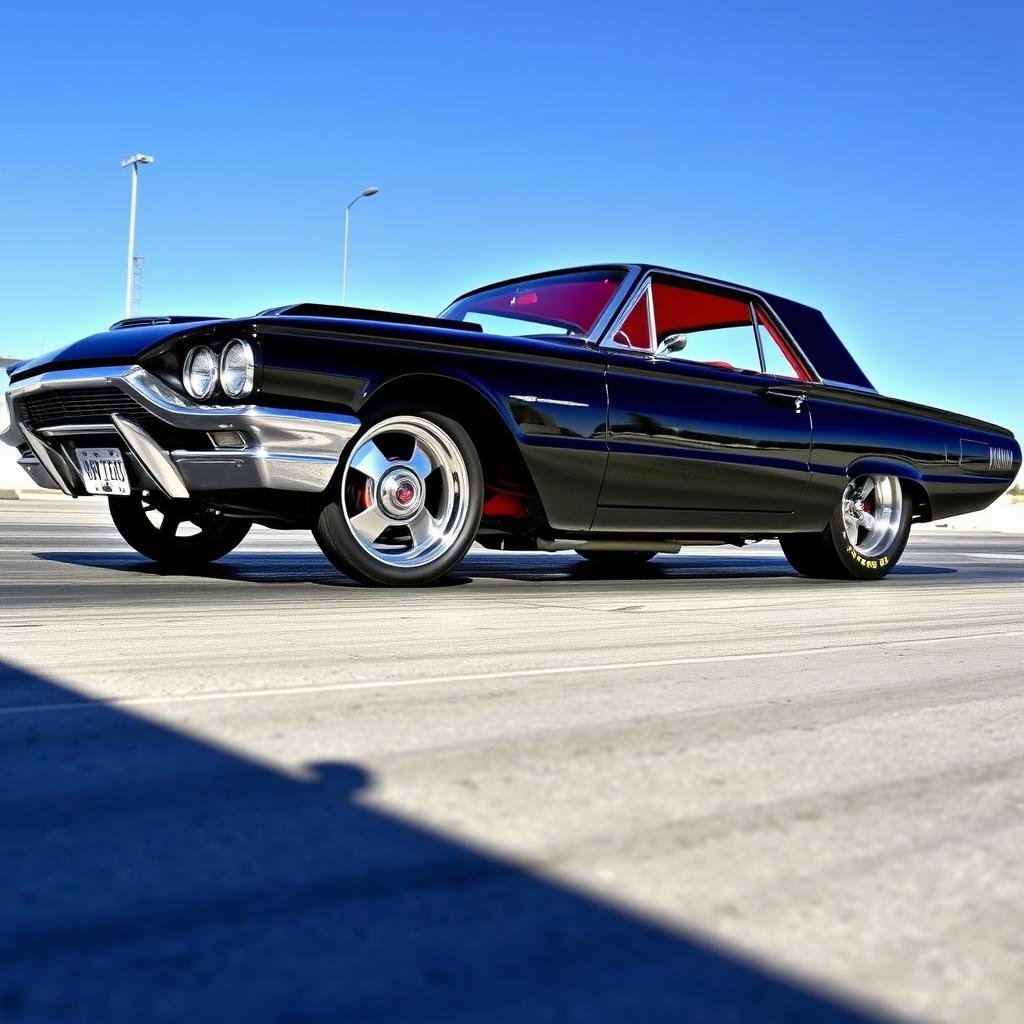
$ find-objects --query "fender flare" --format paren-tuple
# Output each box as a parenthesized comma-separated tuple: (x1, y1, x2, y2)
(846, 456, 932, 519)
(845, 456, 924, 482)
(359, 369, 526, 442)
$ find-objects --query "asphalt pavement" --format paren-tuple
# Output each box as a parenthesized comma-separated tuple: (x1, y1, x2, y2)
(1, 496, 1022, 1023)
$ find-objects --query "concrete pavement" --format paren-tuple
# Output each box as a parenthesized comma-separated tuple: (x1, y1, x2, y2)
(1, 497, 1022, 1022)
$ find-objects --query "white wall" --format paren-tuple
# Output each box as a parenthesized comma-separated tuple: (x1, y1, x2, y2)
(0, 377, 40, 496)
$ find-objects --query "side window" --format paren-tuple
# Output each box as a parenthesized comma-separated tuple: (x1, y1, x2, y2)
(650, 280, 761, 373)
(605, 287, 653, 351)
(755, 308, 810, 380)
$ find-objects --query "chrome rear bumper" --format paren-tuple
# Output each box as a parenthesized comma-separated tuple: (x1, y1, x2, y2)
(3, 365, 360, 499)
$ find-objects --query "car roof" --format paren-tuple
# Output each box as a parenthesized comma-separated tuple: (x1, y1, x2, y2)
(450, 264, 874, 391)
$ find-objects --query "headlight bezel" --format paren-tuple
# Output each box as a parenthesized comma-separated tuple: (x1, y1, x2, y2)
(219, 338, 256, 399)
(182, 345, 219, 401)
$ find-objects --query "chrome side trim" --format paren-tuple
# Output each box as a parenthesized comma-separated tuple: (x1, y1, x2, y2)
(509, 395, 590, 408)
(110, 414, 190, 499)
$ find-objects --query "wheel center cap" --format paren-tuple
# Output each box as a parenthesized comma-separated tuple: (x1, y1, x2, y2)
(378, 467, 423, 519)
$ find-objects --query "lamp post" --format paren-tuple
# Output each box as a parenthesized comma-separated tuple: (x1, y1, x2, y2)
(122, 153, 155, 318)
(342, 186, 379, 304)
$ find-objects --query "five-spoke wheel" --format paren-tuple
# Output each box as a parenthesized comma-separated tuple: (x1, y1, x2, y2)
(839, 475, 904, 560)
(780, 473, 912, 580)
(313, 412, 483, 586)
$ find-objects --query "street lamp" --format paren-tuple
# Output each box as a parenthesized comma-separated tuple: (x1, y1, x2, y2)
(121, 153, 155, 318)
(342, 186, 379, 304)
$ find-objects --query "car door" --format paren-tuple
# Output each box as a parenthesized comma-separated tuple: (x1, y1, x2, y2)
(595, 275, 813, 533)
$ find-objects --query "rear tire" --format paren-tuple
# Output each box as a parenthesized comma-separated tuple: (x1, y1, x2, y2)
(781, 474, 912, 580)
(109, 491, 251, 567)
(314, 411, 483, 586)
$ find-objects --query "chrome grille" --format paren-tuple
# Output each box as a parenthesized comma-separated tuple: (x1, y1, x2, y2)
(17, 388, 142, 428)
(16, 388, 211, 451)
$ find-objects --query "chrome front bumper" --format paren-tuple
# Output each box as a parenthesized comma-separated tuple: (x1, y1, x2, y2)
(2, 365, 360, 498)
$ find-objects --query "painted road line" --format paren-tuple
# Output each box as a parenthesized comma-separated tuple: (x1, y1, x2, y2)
(2, 628, 1023, 718)
(961, 553, 1024, 560)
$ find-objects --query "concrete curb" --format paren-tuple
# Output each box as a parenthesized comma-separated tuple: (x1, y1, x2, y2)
(0, 489, 55, 500)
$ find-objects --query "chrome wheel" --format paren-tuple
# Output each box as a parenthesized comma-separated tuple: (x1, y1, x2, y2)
(340, 415, 471, 568)
(840, 474, 903, 558)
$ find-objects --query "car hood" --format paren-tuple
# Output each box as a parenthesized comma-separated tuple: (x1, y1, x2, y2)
(6, 304, 485, 384)
(7, 321, 223, 382)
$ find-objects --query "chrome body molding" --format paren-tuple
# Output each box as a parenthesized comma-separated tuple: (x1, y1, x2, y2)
(509, 394, 590, 409)
(3, 364, 361, 498)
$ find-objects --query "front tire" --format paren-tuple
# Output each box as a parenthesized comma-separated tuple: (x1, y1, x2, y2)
(108, 491, 252, 567)
(313, 411, 483, 586)
(780, 474, 912, 580)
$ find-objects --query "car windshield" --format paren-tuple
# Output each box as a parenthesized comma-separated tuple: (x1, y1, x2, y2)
(443, 269, 627, 338)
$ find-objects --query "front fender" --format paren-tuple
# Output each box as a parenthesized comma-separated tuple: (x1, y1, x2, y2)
(361, 369, 524, 441)
(357, 360, 609, 532)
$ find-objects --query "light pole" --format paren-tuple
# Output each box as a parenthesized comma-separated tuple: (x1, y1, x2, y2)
(122, 153, 155, 318)
(342, 186, 379, 304)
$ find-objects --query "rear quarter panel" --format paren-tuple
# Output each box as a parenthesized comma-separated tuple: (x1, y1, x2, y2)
(805, 383, 1020, 524)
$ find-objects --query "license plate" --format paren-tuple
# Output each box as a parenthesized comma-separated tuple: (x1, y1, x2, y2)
(75, 447, 131, 495)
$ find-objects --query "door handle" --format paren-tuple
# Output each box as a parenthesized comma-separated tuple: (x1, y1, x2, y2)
(763, 387, 808, 413)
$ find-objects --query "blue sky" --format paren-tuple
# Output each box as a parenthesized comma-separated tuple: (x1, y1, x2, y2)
(2, 1, 1021, 442)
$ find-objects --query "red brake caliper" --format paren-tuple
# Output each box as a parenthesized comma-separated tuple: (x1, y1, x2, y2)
(359, 479, 373, 510)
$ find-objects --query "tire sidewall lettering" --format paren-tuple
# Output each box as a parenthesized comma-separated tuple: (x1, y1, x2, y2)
(843, 543, 879, 571)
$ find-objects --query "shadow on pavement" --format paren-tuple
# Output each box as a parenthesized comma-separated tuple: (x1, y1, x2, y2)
(34, 549, 957, 587)
(0, 657, 891, 1022)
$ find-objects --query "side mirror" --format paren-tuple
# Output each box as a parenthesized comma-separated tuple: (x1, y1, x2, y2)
(657, 332, 688, 355)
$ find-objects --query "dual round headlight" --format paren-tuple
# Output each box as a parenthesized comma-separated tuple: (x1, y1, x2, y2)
(219, 339, 256, 398)
(182, 339, 255, 400)
(182, 345, 219, 400)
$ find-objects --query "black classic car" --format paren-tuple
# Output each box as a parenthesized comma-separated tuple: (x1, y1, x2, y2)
(3, 265, 1019, 585)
